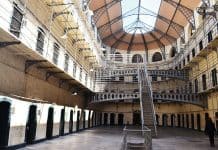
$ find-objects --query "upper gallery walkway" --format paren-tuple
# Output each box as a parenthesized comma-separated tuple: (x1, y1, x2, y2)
(18, 126, 218, 150)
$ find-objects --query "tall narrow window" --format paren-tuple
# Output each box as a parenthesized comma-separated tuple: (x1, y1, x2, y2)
(10, 3, 23, 37)
(64, 54, 69, 72)
(212, 68, 217, 87)
(73, 62, 77, 77)
(52, 43, 59, 65)
(192, 48, 195, 57)
(202, 74, 207, 90)
(36, 28, 45, 54)
(187, 55, 190, 62)
(79, 68, 82, 81)
(85, 73, 88, 85)
(199, 40, 203, 50)
(194, 79, 198, 93)
(208, 31, 213, 43)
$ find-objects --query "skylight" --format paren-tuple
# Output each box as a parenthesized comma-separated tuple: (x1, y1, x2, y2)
(121, 0, 162, 34)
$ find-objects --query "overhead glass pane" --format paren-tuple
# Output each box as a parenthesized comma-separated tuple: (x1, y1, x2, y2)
(121, 0, 162, 33)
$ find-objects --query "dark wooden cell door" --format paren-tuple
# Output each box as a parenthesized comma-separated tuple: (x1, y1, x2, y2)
(197, 114, 201, 131)
(76, 111, 80, 131)
(99, 113, 102, 125)
(171, 114, 175, 127)
(156, 114, 159, 126)
(83, 111, 86, 129)
(46, 107, 54, 139)
(88, 111, 91, 128)
(133, 112, 141, 125)
(162, 114, 168, 127)
(104, 113, 108, 125)
(92, 112, 95, 127)
(182, 114, 185, 127)
(0, 101, 11, 148)
(191, 114, 194, 129)
(110, 113, 115, 125)
(177, 114, 181, 127)
(118, 114, 124, 126)
(186, 114, 189, 128)
(69, 110, 73, 133)
(59, 109, 65, 136)
(25, 105, 37, 144)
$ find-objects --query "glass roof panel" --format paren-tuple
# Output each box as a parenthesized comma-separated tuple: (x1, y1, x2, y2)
(121, 0, 162, 34)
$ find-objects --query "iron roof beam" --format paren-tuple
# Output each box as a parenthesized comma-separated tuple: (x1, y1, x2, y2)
(163, 0, 196, 29)
(127, 30, 137, 54)
(93, 0, 122, 23)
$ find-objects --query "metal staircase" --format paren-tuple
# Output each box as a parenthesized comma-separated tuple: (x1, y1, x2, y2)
(138, 67, 157, 137)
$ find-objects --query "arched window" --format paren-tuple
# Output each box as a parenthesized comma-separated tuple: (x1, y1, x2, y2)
(114, 52, 123, 62)
(152, 52, 162, 62)
(132, 54, 143, 63)
(170, 47, 177, 57)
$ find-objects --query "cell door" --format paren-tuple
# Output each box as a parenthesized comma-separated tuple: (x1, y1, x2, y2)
(69, 110, 73, 133)
(133, 112, 141, 125)
(0, 101, 11, 148)
(104, 113, 108, 125)
(177, 114, 181, 127)
(76, 111, 80, 131)
(197, 114, 201, 131)
(88, 111, 91, 128)
(25, 105, 37, 144)
(110, 113, 115, 125)
(191, 114, 194, 129)
(59, 109, 65, 136)
(118, 114, 124, 126)
(46, 107, 54, 139)
(99, 113, 102, 125)
(83, 111, 86, 129)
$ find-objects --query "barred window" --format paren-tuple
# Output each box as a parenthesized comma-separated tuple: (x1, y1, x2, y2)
(52, 43, 59, 65)
(36, 27, 45, 54)
(79, 68, 82, 81)
(64, 54, 69, 72)
(10, 3, 23, 37)
(73, 62, 77, 77)
(202, 74, 207, 90)
(211, 68, 217, 87)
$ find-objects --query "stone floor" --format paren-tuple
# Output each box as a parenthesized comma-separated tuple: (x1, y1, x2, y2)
(18, 126, 218, 150)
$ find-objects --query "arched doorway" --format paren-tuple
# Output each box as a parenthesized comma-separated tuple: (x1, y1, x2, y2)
(46, 107, 54, 139)
(133, 111, 141, 125)
(156, 114, 159, 126)
(110, 113, 115, 125)
(177, 114, 181, 127)
(0, 101, 11, 148)
(76, 111, 80, 131)
(104, 113, 108, 125)
(171, 114, 175, 127)
(69, 110, 73, 133)
(162, 114, 168, 127)
(25, 105, 37, 144)
(59, 109, 65, 136)
(118, 114, 124, 126)
(191, 114, 194, 129)
(170, 47, 177, 57)
(186, 114, 189, 128)
(115, 52, 123, 62)
(197, 114, 201, 131)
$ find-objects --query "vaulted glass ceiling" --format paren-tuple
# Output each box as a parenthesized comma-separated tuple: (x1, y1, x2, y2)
(121, 0, 162, 34)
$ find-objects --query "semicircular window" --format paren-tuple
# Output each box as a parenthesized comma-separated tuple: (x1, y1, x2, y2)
(114, 52, 123, 62)
(132, 54, 143, 63)
(121, 0, 162, 34)
(152, 52, 162, 62)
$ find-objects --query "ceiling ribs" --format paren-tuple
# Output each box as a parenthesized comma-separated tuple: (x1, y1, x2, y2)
(93, 0, 122, 24)
(111, 32, 128, 49)
(127, 29, 137, 54)
(163, 0, 195, 29)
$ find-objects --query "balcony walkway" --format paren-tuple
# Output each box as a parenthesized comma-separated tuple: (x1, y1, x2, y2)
(18, 127, 218, 150)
